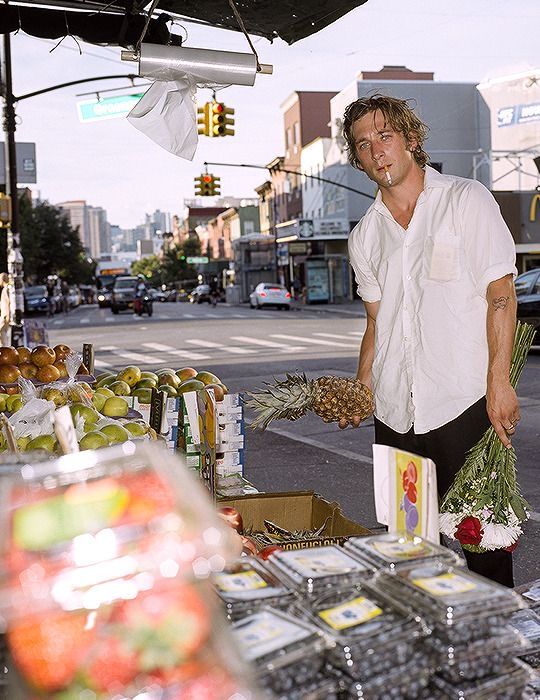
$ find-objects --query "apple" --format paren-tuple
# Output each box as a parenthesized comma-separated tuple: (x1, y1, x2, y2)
(176, 367, 198, 382)
(79, 431, 110, 450)
(196, 371, 221, 386)
(217, 506, 243, 533)
(102, 397, 129, 418)
(31, 345, 56, 367)
(19, 362, 38, 379)
(36, 365, 61, 383)
(123, 422, 147, 438)
(177, 379, 205, 394)
(26, 434, 57, 452)
(42, 388, 67, 407)
(117, 366, 141, 387)
(132, 388, 152, 404)
(91, 393, 107, 412)
(53, 344, 72, 360)
(96, 387, 115, 398)
(70, 403, 99, 424)
(100, 424, 130, 444)
(52, 360, 68, 378)
(109, 380, 131, 396)
(6, 394, 23, 413)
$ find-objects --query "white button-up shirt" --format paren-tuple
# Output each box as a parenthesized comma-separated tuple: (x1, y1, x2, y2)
(348, 166, 517, 434)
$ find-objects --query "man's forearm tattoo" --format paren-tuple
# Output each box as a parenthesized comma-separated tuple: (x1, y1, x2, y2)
(492, 296, 510, 310)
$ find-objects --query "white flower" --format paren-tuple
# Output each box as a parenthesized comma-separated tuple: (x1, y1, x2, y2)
(439, 512, 462, 539)
(490, 471, 497, 479)
(480, 522, 522, 550)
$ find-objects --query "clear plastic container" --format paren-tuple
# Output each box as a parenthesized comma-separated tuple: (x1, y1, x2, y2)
(510, 609, 540, 653)
(300, 583, 423, 679)
(264, 674, 341, 700)
(426, 624, 530, 683)
(266, 546, 374, 596)
(341, 652, 432, 699)
(374, 561, 525, 643)
(430, 661, 532, 700)
(213, 557, 296, 620)
(514, 578, 540, 612)
(232, 607, 328, 695)
(344, 531, 462, 571)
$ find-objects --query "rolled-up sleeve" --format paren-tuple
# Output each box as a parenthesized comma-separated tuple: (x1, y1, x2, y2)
(348, 223, 382, 302)
(461, 180, 517, 296)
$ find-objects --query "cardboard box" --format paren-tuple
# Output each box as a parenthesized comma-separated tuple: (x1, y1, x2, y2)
(219, 491, 372, 550)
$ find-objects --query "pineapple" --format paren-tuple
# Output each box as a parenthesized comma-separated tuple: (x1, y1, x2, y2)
(246, 373, 374, 430)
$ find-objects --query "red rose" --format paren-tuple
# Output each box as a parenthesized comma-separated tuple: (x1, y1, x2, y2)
(455, 516, 483, 546)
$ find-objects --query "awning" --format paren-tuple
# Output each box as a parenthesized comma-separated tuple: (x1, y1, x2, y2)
(0, 0, 368, 47)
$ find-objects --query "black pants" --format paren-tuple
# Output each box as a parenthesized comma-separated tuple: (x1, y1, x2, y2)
(374, 397, 514, 587)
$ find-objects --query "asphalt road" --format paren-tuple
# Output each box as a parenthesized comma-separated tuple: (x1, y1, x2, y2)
(46, 301, 540, 585)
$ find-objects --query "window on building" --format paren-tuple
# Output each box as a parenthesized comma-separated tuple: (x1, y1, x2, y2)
(293, 122, 300, 144)
(244, 221, 255, 234)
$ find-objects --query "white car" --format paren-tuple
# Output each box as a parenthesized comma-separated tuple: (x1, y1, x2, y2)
(250, 283, 291, 309)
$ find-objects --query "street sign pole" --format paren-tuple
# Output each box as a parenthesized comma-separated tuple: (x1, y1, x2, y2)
(1, 32, 24, 346)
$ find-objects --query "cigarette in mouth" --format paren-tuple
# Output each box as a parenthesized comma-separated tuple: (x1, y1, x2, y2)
(383, 166, 392, 185)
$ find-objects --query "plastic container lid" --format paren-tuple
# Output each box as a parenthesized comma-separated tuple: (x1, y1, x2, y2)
(232, 607, 327, 672)
(374, 561, 525, 626)
(213, 557, 296, 620)
(515, 578, 540, 611)
(430, 660, 532, 699)
(342, 652, 432, 698)
(344, 532, 462, 571)
(509, 609, 540, 653)
(267, 546, 374, 596)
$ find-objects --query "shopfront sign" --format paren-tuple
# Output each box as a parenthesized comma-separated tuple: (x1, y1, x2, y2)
(306, 260, 329, 303)
(289, 242, 308, 255)
(497, 102, 540, 128)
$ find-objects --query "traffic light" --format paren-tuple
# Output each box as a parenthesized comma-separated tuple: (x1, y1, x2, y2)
(221, 105, 235, 136)
(197, 103, 209, 136)
(194, 173, 221, 196)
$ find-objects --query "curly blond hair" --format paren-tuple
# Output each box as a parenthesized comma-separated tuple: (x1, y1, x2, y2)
(342, 94, 430, 170)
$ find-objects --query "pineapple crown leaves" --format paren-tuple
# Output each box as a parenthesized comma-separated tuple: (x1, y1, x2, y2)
(246, 372, 314, 430)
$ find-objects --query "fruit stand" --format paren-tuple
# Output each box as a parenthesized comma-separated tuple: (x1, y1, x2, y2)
(0, 341, 539, 698)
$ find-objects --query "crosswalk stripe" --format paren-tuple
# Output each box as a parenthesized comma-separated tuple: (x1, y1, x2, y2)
(105, 317, 114, 322)
(230, 335, 305, 351)
(79, 318, 90, 324)
(94, 358, 113, 369)
(98, 347, 162, 364)
(348, 331, 363, 335)
(52, 320, 62, 325)
(231, 314, 247, 319)
(314, 332, 362, 341)
(182, 313, 195, 318)
(185, 339, 254, 355)
(142, 343, 210, 361)
(270, 334, 357, 348)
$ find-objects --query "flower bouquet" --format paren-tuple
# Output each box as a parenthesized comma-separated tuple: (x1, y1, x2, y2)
(439, 321, 536, 552)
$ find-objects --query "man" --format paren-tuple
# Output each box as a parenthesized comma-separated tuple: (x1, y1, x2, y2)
(0, 273, 11, 346)
(342, 94, 518, 586)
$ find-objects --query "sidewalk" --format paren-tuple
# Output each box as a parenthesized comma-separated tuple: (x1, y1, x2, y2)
(233, 299, 366, 316)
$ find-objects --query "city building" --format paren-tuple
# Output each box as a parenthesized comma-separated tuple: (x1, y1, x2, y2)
(57, 200, 112, 258)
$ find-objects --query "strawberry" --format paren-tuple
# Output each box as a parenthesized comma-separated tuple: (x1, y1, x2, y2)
(86, 635, 139, 694)
(8, 610, 97, 693)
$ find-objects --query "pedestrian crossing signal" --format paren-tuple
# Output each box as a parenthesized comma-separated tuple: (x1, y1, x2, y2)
(194, 173, 221, 196)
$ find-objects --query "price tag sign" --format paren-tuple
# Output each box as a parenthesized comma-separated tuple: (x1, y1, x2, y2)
(54, 405, 79, 454)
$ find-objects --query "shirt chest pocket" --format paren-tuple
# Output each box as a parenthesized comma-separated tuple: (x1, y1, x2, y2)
(424, 229, 462, 282)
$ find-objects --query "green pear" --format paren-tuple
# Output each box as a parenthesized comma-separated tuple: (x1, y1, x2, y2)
(123, 422, 147, 437)
(96, 387, 115, 398)
(6, 395, 23, 413)
(102, 397, 129, 418)
(109, 380, 131, 396)
(91, 392, 107, 412)
(27, 434, 57, 452)
(132, 388, 152, 404)
(79, 430, 110, 450)
(101, 423, 130, 444)
(70, 402, 99, 424)
(117, 366, 141, 388)
(96, 375, 117, 388)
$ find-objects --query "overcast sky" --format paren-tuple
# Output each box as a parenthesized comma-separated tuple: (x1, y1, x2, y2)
(12, 0, 540, 228)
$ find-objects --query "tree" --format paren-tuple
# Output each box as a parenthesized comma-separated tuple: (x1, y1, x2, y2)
(161, 235, 201, 285)
(18, 196, 95, 284)
(131, 255, 163, 287)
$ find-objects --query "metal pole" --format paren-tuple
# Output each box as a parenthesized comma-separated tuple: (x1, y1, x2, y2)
(1, 33, 24, 346)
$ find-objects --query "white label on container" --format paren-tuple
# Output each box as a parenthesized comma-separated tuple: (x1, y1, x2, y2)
(319, 596, 383, 630)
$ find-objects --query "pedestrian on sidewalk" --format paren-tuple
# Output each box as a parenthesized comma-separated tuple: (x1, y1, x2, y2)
(0, 273, 12, 346)
(60, 279, 69, 315)
(340, 94, 518, 587)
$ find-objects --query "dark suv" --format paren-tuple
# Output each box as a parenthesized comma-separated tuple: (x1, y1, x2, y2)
(111, 276, 138, 314)
(515, 269, 540, 343)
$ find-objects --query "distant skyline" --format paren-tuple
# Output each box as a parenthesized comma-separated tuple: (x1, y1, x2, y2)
(13, 0, 540, 227)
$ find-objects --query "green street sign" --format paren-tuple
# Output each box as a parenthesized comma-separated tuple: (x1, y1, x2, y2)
(186, 256, 209, 264)
(77, 93, 144, 123)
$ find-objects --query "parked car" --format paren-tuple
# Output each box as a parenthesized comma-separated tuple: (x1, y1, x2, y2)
(515, 269, 540, 343)
(249, 282, 291, 310)
(189, 284, 211, 304)
(68, 286, 81, 308)
(111, 276, 138, 314)
(24, 285, 49, 314)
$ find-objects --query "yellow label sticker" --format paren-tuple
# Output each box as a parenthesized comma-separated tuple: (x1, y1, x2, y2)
(372, 540, 432, 560)
(318, 596, 383, 630)
(214, 570, 268, 592)
(412, 572, 477, 596)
